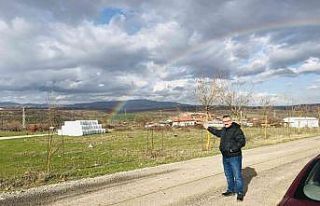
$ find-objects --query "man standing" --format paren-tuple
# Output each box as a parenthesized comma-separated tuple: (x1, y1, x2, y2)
(203, 115, 246, 201)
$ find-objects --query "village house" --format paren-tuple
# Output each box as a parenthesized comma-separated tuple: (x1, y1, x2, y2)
(172, 116, 196, 127)
(283, 117, 319, 128)
(207, 119, 224, 128)
(144, 120, 171, 128)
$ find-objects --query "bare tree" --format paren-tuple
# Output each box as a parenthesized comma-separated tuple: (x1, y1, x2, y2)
(260, 96, 272, 139)
(194, 73, 253, 149)
(194, 77, 222, 116)
(218, 81, 253, 122)
(45, 92, 63, 173)
(194, 73, 227, 151)
(303, 104, 310, 117)
(285, 97, 296, 138)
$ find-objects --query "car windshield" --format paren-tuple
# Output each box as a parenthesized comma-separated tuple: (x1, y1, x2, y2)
(303, 160, 320, 202)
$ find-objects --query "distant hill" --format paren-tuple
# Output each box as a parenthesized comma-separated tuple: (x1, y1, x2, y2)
(0, 99, 195, 112)
(0, 99, 319, 112)
(0, 102, 48, 108)
(0, 102, 22, 107)
(66, 99, 194, 112)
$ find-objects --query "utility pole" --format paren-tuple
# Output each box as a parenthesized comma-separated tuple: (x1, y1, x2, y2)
(22, 107, 26, 129)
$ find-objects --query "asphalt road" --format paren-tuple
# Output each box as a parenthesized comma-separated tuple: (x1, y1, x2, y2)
(45, 136, 320, 206)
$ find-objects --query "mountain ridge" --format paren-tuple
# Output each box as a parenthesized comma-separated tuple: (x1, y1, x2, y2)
(0, 99, 194, 112)
(0, 99, 319, 112)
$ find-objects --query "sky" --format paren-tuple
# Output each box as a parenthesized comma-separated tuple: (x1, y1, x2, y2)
(0, 0, 320, 105)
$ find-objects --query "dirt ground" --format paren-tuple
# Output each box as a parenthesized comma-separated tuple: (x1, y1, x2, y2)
(2, 136, 320, 206)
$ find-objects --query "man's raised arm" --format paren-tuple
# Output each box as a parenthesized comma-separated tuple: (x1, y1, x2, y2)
(203, 122, 222, 138)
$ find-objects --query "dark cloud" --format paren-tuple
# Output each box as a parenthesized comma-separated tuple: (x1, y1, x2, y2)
(0, 0, 320, 103)
(0, 0, 103, 24)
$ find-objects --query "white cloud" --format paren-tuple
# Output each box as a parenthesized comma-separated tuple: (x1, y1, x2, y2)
(291, 57, 320, 74)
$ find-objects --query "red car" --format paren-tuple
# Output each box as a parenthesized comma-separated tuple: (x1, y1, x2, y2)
(278, 154, 320, 206)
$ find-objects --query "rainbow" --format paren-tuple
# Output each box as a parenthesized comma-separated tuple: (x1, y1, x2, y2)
(108, 84, 139, 121)
(109, 100, 127, 119)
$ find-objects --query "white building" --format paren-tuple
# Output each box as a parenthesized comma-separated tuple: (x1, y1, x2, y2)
(283, 117, 319, 128)
(207, 119, 224, 128)
(58, 120, 106, 136)
(172, 117, 196, 127)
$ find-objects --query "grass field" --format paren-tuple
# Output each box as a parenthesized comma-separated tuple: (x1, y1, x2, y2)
(0, 131, 31, 137)
(0, 127, 319, 191)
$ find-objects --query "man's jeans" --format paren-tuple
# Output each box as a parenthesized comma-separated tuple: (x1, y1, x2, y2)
(222, 155, 244, 194)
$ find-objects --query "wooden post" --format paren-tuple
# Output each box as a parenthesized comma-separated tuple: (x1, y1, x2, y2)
(206, 106, 211, 151)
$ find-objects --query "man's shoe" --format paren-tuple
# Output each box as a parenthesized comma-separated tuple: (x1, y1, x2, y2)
(237, 193, 244, 201)
(222, 191, 235, 196)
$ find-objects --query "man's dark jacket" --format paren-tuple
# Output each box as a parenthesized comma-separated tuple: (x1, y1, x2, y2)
(207, 122, 246, 157)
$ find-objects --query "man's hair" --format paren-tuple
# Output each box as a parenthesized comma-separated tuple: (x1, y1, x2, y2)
(222, 115, 232, 119)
